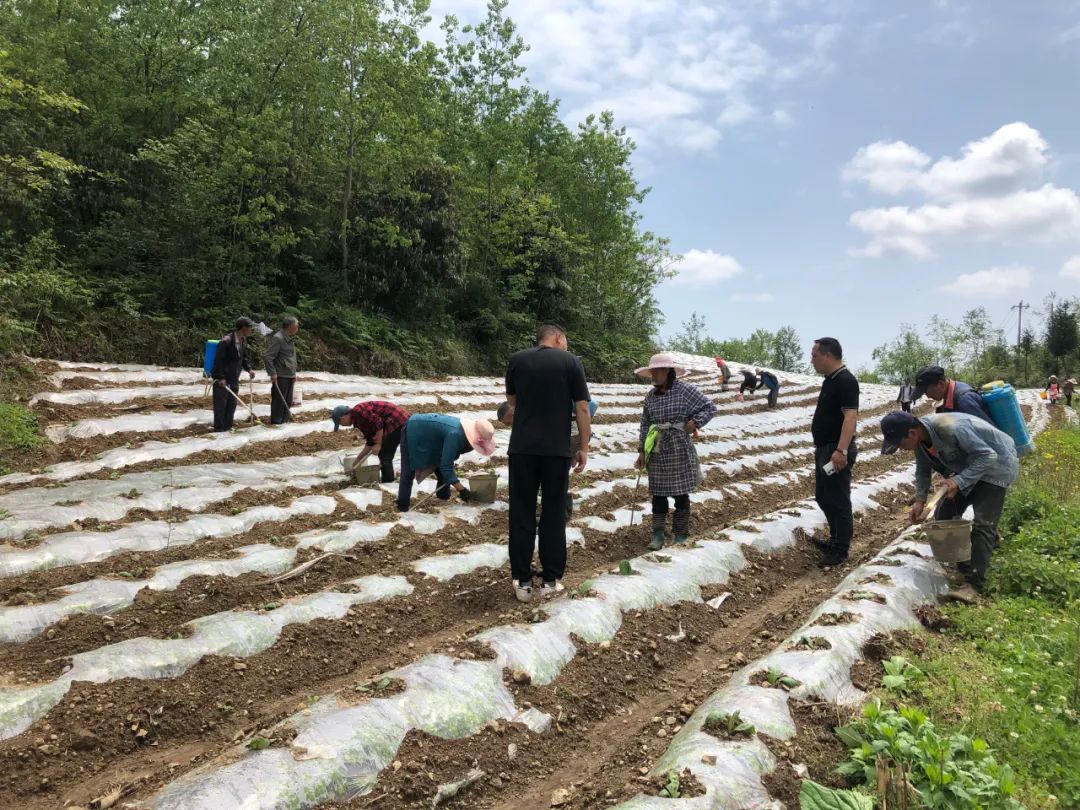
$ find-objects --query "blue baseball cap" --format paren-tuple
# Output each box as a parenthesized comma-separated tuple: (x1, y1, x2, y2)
(331, 405, 350, 431)
(880, 411, 918, 455)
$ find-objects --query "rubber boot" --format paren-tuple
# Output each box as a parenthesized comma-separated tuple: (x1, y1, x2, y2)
(649, 513, 666, 550)
(673, 507, 691, 545)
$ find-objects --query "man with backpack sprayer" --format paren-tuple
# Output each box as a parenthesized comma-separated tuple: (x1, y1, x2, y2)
(210, 316, 257, 432)
(264, 316, 300, 424)
(913, 365, 993, 424)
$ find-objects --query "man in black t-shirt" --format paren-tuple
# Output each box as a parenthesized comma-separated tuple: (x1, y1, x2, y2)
(504, 324, 591, 603)
(809, 337, 860, 568)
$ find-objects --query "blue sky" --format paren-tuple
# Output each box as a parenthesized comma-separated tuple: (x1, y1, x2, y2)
(427, 0, 1080, 367)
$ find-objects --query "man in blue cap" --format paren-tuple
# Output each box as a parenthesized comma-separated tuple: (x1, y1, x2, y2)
(880, 410, 1018, 603)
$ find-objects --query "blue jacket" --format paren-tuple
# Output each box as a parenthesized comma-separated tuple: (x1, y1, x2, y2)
(914, 412, 1019, 501)
(403, 414, 471, 486)
(936, 381, 994, 425)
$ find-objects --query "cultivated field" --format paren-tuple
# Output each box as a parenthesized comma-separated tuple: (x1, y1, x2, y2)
(0, 357, 1048, 809)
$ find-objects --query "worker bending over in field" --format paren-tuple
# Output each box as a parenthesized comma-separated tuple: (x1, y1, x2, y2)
(332, 400, 410, 483)
(715, 356, 732, 391)
(880, 410, 1018, 604)
(738, 368, 757, 397)
(755, 367, 780, 408)
(635, 353, 717, 550)
(210, 316, 256, 432)
(396, 414, 496, 512)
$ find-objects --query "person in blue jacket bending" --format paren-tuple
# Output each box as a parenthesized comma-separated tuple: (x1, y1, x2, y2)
(396, 414, 496, 511)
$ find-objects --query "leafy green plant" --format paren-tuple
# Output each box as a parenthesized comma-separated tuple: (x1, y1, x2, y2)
(246, 736, 270, 751)
(881, 656, 923, 695)
(799, 780, 873, 810)
(617, 560, 633, 576)
(836, 699, 1021, 809)
(703, 709, 755, 738)
(658, 770, 681, 799)
(765, 666, 801, 690)
(577, 579, 594, 597)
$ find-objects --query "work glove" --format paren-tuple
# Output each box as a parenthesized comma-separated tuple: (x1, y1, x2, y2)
(458, 488, 474, 502)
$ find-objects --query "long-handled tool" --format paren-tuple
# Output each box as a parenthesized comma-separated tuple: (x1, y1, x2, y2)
(919, 484, 949, 521)
(627, 468, 644, 527)
(222, 383, 258, 424)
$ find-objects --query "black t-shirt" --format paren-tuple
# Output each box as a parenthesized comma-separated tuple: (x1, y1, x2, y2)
(506, 346, 590, 457)
(812, 366, 859, 446)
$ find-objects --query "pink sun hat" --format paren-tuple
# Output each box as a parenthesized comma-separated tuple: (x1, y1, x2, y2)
(634, 352, 690, 379)
(461, 418, 497, 456)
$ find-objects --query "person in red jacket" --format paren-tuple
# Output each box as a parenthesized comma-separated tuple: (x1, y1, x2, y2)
(332, 401, 410, 482)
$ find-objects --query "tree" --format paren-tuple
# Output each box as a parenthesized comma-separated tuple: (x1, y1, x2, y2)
(871, 326, 936, 384)
(1046, 300, 1078, 374)
(769, 326, 805, 372)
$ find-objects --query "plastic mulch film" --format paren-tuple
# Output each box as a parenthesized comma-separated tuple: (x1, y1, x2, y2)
(149, 655, 544, 810)
(0, 449, 349, 539)
(0, 495, 337, 577)
(0, 543, 296, 642)
(0, 575, 413, 741)
(413, 544, 507, 581)
(609, 533, 950, 809)
(139, 469, 912, 809)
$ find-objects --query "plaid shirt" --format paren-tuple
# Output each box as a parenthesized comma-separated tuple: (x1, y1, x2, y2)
(349, 401, 409, 445)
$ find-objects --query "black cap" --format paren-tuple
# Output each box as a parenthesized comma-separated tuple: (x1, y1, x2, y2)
(235, 316, 256, 330)
(880, 411, 918, 455)
(913, 365, 945, 399)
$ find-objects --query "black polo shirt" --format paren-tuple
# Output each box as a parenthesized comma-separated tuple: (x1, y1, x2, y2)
(506, 346, 590, 457)
(812, 366, 859, 447)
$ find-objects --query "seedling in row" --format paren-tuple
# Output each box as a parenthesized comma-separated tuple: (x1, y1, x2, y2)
(703, 709, 755, 738)
(765, 666, 801, 690)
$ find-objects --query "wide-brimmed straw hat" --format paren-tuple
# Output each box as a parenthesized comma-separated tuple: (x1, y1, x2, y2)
(634, 352, 690, 379)
(461, 418, 497, 456)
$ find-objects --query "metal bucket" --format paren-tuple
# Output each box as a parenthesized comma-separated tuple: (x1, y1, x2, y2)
(469, 472, 498, 503)
(343, 459, 380, 486)
(920, 519, 973, 563)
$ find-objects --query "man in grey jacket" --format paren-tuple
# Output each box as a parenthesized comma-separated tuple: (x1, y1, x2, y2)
(880, 410, 1019, 603)
(264, 316, 299, 424)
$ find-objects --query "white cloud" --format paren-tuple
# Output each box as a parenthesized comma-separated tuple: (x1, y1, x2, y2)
(843, 140, 931, 195)
(732, 292, 775, 302)
(938, 266, 1032, 297)
(1062, 255, 1080, 280)
(425, 0, 843, 154)
(844, 122, 1048, 201)
(670, 250, 745, 285)
(845, 123, 1079, 258)
(849, 184, 1080, 259)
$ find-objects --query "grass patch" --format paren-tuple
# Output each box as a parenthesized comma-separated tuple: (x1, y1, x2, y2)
(898, 425, 1080, 808)
(0, 403, 42, 473)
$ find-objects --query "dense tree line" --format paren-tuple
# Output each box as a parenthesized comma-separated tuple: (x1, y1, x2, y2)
(0, 0, 669, 379)
(867, 298, 1079, 387)
(668, 312, 808, 373)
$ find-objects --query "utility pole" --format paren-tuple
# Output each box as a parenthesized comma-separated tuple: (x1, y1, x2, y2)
(1012, 300, 1030, 383)
(1011, 300, 1029, 350)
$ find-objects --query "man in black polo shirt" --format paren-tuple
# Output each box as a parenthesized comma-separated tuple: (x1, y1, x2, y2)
(505, 324, 591, 603)
(809, 337, 859, 567)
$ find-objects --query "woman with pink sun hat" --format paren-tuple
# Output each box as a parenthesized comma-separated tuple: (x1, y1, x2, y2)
(634, 353, 717, 550)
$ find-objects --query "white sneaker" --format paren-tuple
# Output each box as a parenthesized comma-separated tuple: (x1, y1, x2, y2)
(540, 580, 565, 598)
(514, 581, 533, 603)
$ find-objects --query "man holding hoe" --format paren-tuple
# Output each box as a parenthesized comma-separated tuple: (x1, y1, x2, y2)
(210, 316, 256, 432)
(264, 316, 300, 424)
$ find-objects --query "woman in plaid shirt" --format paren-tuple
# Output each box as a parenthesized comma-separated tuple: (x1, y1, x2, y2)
(633, 354, 717, 550)
(332, 401, 410, 482)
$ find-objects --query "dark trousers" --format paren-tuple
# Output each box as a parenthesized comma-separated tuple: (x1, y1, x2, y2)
(1067, 393, 1073, 407)
(934, 480, 1006, 591)
(509, 453, 570, 584)
(739, 382, 754, 395)
(900, 401, 912, 412)
(814, 443, 858, 552)
(378, 426, 402, 483)
(212, 381, 239, 432)
(270, 377, 295, 424)
(396, 424, 449, 510)
(652, 494, 690, 513)
(766, 387, 778, 408)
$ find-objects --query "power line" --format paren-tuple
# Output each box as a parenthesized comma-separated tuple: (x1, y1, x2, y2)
(1011, 300, 1030, 349)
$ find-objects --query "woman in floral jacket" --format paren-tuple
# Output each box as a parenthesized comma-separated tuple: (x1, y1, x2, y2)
(634, 353, 717, 550)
